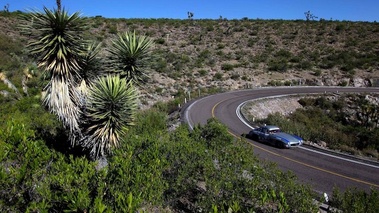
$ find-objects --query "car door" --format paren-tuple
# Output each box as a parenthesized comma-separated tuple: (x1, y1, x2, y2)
(259, 127, 269, 142)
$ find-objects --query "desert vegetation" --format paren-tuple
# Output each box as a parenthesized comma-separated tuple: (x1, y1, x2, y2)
(1, 10, 379, 107)
(0, 6, 379, 212)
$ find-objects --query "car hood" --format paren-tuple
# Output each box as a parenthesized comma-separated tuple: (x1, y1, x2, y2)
(272, 132, 302, 143)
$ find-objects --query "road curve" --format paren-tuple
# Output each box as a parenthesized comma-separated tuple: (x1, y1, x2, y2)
(183, 87, 379, 195)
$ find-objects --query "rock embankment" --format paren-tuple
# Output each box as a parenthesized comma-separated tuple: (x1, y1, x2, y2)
(241, 96, 303, 121)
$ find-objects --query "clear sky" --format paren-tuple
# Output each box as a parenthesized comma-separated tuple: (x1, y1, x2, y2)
(5, 0, 379, 22)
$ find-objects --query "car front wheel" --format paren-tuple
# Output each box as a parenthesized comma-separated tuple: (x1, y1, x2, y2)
(275, 141, 283, 148)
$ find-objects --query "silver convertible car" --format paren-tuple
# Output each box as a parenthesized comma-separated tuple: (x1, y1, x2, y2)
(247, 125, 303, 148)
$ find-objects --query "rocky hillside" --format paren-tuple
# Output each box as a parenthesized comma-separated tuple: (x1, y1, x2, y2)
(1, 11, 379, 108)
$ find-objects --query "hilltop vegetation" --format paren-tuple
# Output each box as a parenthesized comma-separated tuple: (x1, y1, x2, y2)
(1, 11, 379, 107)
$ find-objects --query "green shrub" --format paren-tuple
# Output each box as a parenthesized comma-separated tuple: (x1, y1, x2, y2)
(221, 63, 234, 71)
(213, 72, 223, 80)
(198, 69, 208, 76)
(338, 80, 348, 86)
(155, 37, 165, 45)
(296, 60, 313, 70)
(107, 24, 118, 34)
(267, 59, 288, 72)
(313, 69, 322, 76)
(331, 188, 379, 213)
(247, 38, 257, 47)
(191, 118, 233, 149)
(230, 73, 240, 80)
(217, 43, 225, 49)
(0, 49, 23, 73)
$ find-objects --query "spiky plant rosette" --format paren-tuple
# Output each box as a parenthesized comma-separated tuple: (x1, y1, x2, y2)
(79, 42, 104, 85)
(82, 75, 138, 158)
(20, 7, 87, 140)
(77, 42, 104, 95)
(108, 31, 153, 83)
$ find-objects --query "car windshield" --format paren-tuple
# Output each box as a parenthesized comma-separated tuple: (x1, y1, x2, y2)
(269, 129, 280, 134)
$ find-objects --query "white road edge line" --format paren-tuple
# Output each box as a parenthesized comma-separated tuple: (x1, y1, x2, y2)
(298, 146, 379, 169)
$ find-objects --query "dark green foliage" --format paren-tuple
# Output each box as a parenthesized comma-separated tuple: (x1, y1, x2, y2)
(192, 118, 233, 149)
(106, 23, 118, 34)
(0, 96, 318, 212)
(132, 109, 167, 135)
(230, 73, 240, 80)
(313, 69, 322, 76)
(0, 33, 24, 72)
(155, 37, 165, 45)
(79, 42, 105, 84)
(221, 63, 234, 71)
(152, 57, 168, 73)
(153, 97, 182, 115)
(198, 69, 208, 76)
(213, 72, 223, 80)
(268, 58, 288, 72)
(331, 188, 379, 213)
(0, 96, 62, 141)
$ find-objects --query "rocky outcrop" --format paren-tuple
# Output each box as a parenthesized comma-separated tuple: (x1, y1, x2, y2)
(241, 96, 303, 121)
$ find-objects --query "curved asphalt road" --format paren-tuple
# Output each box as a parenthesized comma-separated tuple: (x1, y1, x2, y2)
(183, 87, 379, 195)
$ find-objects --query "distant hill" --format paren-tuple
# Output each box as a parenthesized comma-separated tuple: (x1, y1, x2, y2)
(1, 11, 378, 107)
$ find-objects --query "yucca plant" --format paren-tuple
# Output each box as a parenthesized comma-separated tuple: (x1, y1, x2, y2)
(77, 42, 104, 95)
(108, 31, 153, 83)
(81, 75, 138, 158)
(20, 7, 87, 143)
(20, 7, 152, 158)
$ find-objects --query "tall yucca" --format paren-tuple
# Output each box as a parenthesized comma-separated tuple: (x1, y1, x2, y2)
(108, 31, 153, 83)
(20, 7, 86, 142)
(82, 75, 138, 158)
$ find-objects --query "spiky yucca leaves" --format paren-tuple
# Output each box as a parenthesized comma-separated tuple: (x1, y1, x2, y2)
(21, 7, 85, 79)
(80, 42, 104, 81)
(82, 75, 138, 158)
(20, 7, 87, 142)
(77, 42, 104, 95)
(108, 31, 153, 83)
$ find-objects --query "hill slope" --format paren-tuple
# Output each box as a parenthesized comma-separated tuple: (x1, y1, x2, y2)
(1, 12, 379, 107)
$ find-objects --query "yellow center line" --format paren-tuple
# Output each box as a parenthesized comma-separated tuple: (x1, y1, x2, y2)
(212, 100, 379, 189)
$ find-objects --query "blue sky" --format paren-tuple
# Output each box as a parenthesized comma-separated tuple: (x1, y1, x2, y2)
(6, 0, 379, 22)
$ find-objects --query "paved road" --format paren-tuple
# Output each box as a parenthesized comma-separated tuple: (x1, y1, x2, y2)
(183, 87, 379, 195)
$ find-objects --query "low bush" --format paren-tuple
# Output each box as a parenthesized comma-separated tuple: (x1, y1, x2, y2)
(267, 58, 288, 72)
(331, 187, 379, 213)
(221, 63, 234, 71)
(213, 72, 223, 80)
